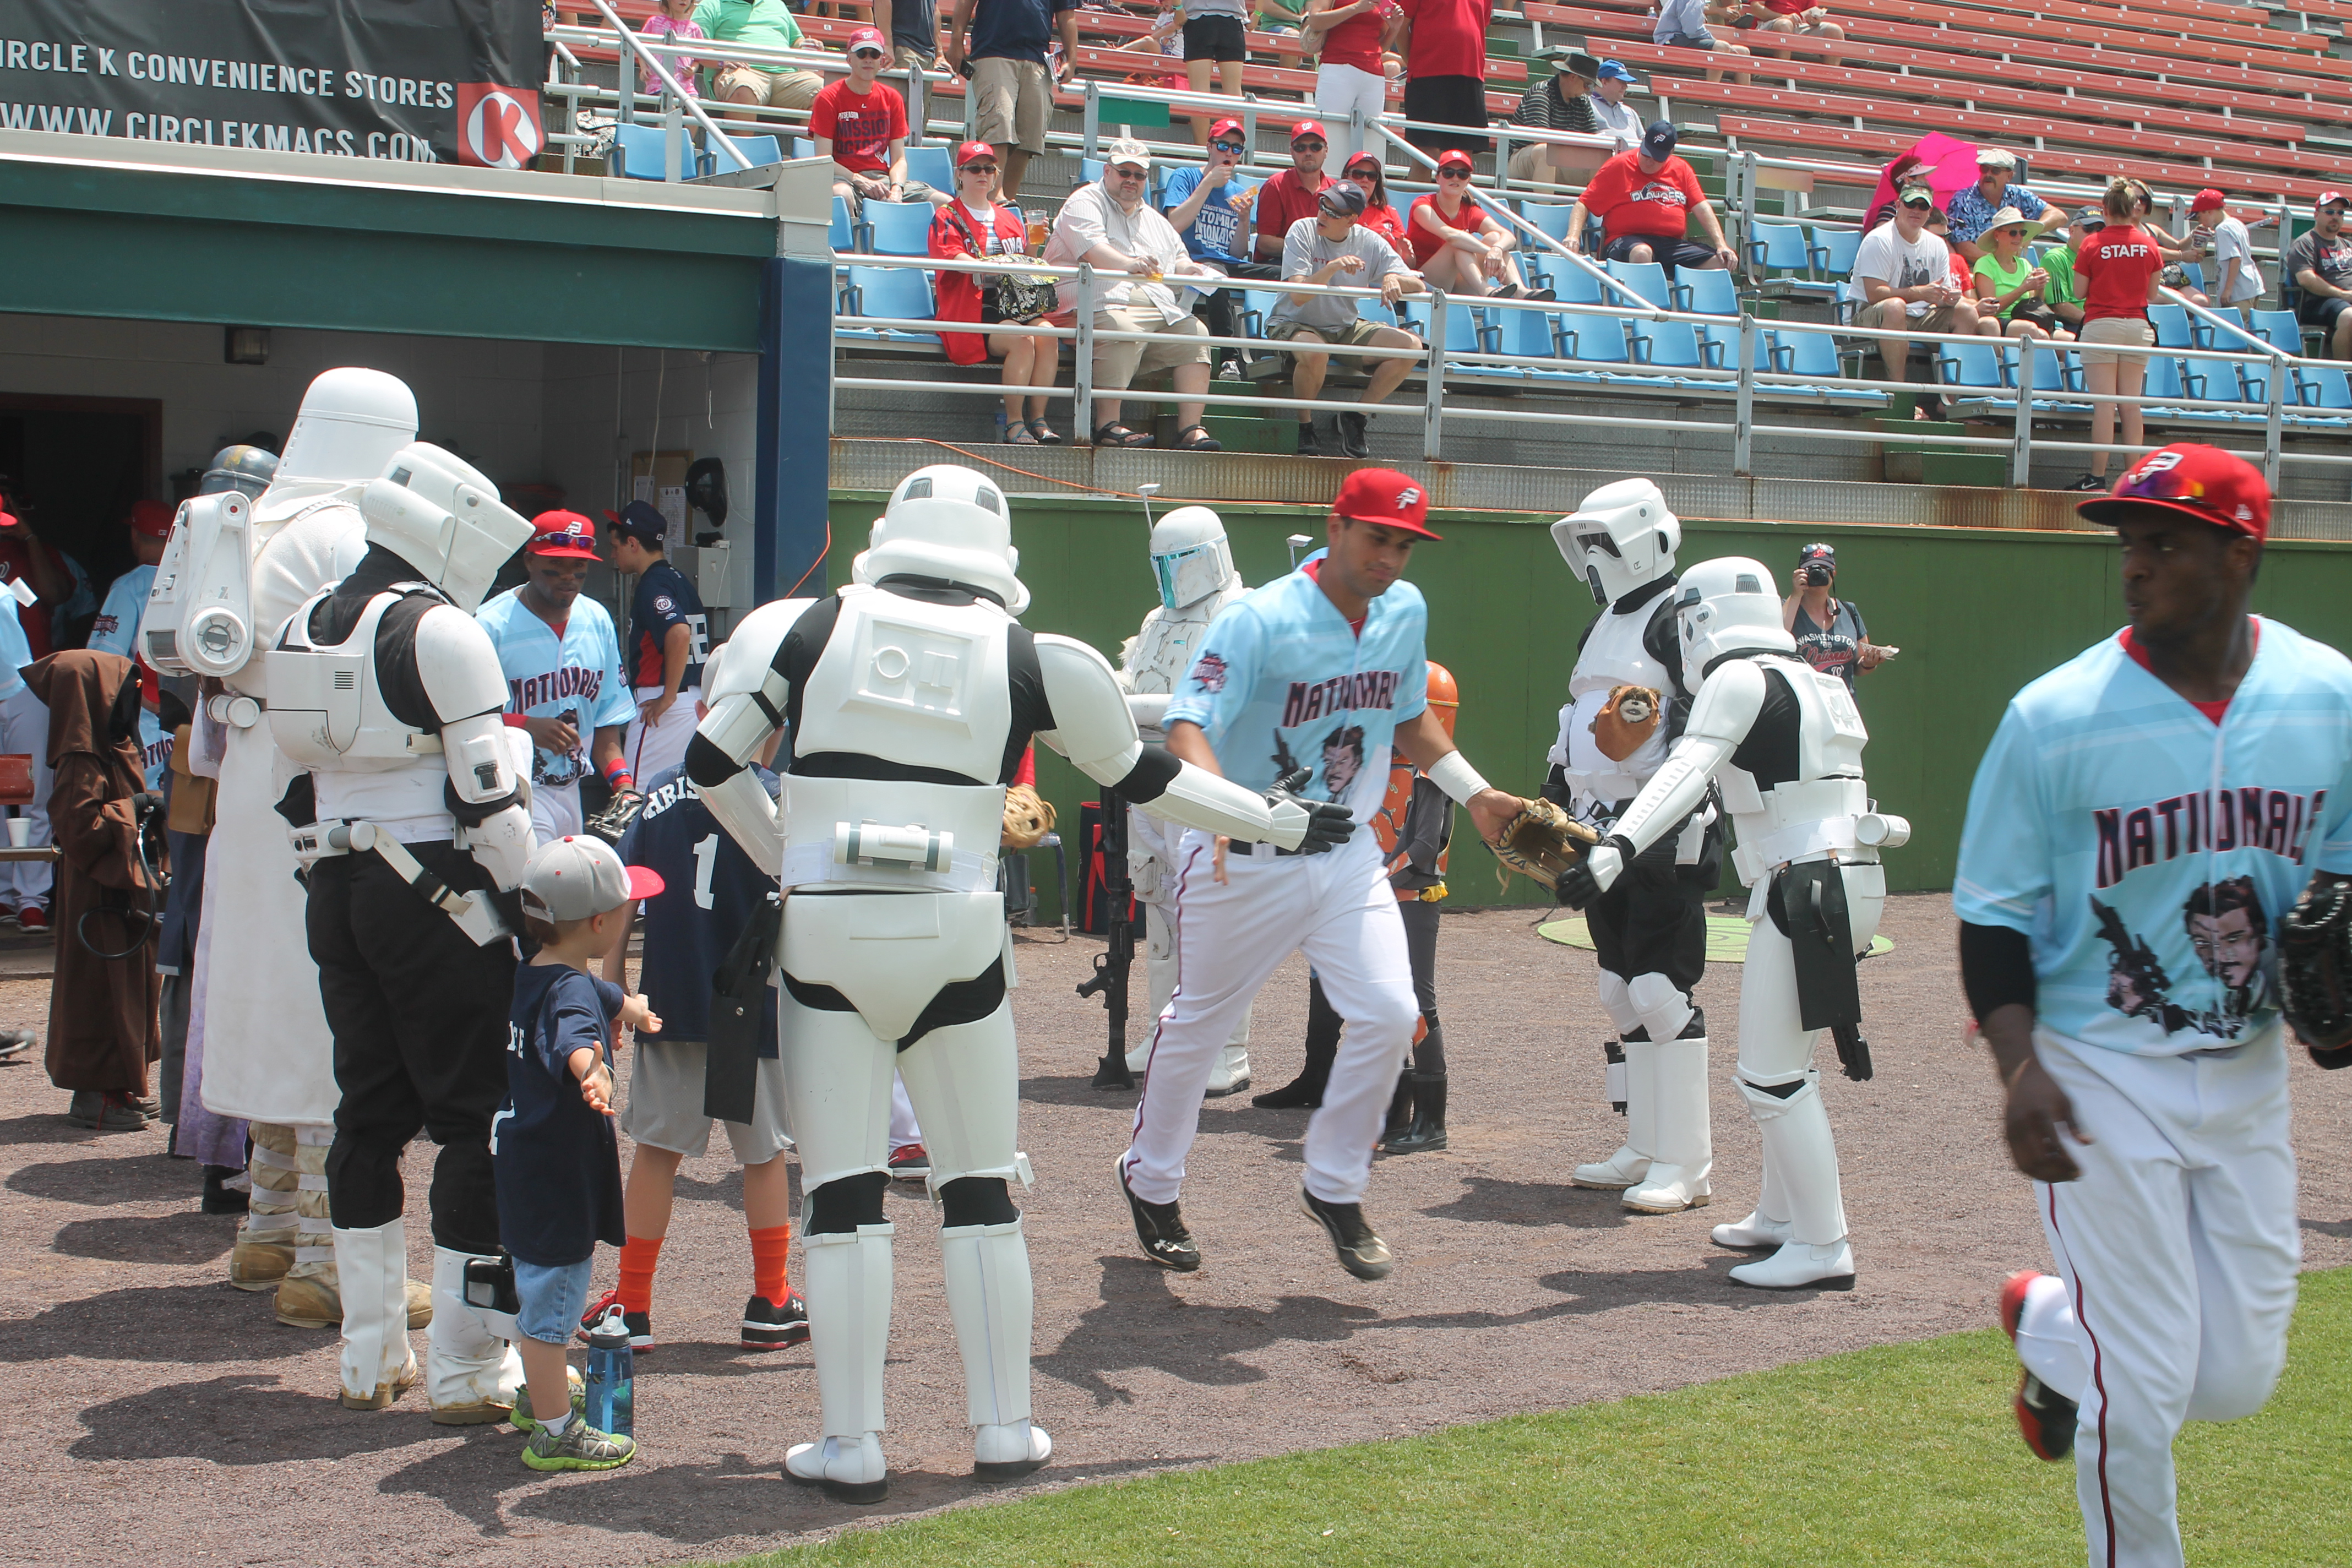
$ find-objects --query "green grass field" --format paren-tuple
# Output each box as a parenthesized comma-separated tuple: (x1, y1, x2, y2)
(709, 1266, 2350, 1568)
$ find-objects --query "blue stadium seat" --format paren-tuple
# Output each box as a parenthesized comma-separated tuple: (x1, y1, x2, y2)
(1550, 258, 1605, 307)
(1936, 337, 2011, 394)
(2148, 302, 2193, 350)
(2023, 343, 2084, 402)
(722, 133, 783, 170)
(836, 265, 939, 347)
(1521, 203, 1576, 244)
(792, 137, 816, 161)
(1675, 268, 1739, 316)
(609, 121, 710, 180)
(1699, 319, 1768, 372)
(2294, 360, 2352, 412)
(1239, 287, 1287, 339)
(1604, 259, 1670, 309)
(1750, 221, 1836, 300)
(1629, 319, 1708, 375)
(1768, 325, 1841, 379)
(1807, 226, 1863, 280)
(864, 199, 935, 258)
(830, 194, 858, 253)
(2179, 356, 2253, 413)
(903, 145, 954, 192)
(2246, 309, 2304, 353)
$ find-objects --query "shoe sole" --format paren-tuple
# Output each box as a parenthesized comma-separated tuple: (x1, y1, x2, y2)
(275, 1310, 337, 1329)
(784, 1467, 888, 1504)
(1201, 1077, 1250, 1098)
(432, 1402, 518, 1427)
(1622, 1190, 1713, 1216)
(888, 1169, 930, 1183)
(523, 1446, 636, 1473)
(974, 1455, 1049, 1481)
(1296, 1188, 1393, 1282)
(1570, 1174, 1640, 1190)
(1116, 1162, 1201, 1272)
(1727, 1271, 1856, 1292)
(2013, 1376, 2077, 1461)
(1381, 1135, 1446, 1155)
(742, 1324, 812, 1350)
(1709, 1231, 1790, 1251)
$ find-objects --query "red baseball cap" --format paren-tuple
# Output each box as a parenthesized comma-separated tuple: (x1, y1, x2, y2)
(846, 25, 888, 52)
(128, 499, 176, 540)
(2320, 190, 2350, 209)
(1289, 119, 1327, 144)
(528, 509, 605, 560)
(955, 139, 996, 167)
(2076, 442, 2270, 542)
(1436, 149, 1475, 172)
(1207, 117, 1245, 143)
(2190, 187, 2225, 213)
(1333, 467, 1440, 540)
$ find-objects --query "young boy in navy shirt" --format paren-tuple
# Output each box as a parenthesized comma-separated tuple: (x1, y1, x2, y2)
(500, 835, 663, 1473)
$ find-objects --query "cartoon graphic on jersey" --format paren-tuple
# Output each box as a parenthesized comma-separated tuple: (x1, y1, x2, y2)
(2093, 878, 2275, 1039)
(1193, 652, 1230, 693)
(1320, 723, 1366, 797)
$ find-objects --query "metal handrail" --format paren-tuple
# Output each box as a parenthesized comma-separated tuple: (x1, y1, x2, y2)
(580, 0, 753, 173)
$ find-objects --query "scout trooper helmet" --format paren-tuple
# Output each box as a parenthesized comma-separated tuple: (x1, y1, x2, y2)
(1552, 477, 1682, 606)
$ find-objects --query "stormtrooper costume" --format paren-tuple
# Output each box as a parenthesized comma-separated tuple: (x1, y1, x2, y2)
(270, 442, 540, 1415)
(1544, 480, 1721, 1215)
(685, 465, 1348, 1502)
(1116, 505, 1253, 1093)
(157, 372, 433, 1331)
(1561, 558, 1908, 1290)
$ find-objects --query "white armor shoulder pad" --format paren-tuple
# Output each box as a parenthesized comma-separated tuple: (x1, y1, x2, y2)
(414, 604, 509, 724)
(710, 596, 817, 704)
(1035, 632, 1144, 783)
(1683, 657, 1768, 746)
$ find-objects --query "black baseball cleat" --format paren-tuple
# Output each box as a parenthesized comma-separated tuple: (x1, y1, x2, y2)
(1117, 1158, 1200, 1271)
(742, 1291, 811, 1350)
(1297, 1183, 1393, 1281)
(2013, 1371, 2079, 1461)
(577, 1290, 654, 1351)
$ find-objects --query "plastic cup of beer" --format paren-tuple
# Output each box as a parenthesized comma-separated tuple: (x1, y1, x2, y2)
(7, 818, 30, 848)
(1028, 217, 1049, 250)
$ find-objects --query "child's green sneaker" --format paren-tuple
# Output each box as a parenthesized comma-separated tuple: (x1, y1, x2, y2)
(509, 1368, 586, 1434)
(521, 1419, 635, 1472)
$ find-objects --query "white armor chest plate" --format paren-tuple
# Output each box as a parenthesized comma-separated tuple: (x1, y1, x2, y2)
(270, 587, 450, 831)
(1126, 580, 1244, 696)
(1552, 602, 1677, 807)
(792, 583, 1014, 784)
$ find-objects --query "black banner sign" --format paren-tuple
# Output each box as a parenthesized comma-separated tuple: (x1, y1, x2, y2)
(0, 0, 546, 168)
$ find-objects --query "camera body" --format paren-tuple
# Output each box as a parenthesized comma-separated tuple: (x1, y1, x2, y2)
(1801, 562, 1834, 587)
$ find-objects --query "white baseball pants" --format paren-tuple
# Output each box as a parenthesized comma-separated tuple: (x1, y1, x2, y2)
(2027, 1026, 2299, 1568)
(627, 684, 701, 787)
(1121, 828, 1416, 1206)
(530, 778, 583, 845)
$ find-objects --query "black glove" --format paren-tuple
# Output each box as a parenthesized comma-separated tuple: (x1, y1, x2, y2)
(583, 787, 646, 848)
(1267, 766, 1354, 855)
(1555, 834, 1631, 911)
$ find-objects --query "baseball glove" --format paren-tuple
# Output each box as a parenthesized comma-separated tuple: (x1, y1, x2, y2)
(582, 787, 646, 849)
(1591, 683, 1662, 763)
(1001, 783, 1056, 850)
(1490, 797, 1599, 894)
(2280, 872, 2352, 1068)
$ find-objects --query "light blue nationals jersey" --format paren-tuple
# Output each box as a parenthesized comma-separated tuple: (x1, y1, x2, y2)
(1161, 563, 1429, 823)
(87, 564, 154, 660)
(1954, 618, 2352, 1057)
(473, 589, 636, 789)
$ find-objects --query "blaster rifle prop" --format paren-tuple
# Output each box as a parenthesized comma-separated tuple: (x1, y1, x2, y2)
(1080, 785, 1139, 1089)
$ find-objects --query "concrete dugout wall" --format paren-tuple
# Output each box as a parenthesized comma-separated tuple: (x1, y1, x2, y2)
(830, 489, 2352, 914)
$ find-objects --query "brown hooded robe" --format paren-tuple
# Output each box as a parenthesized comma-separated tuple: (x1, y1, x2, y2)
(30, 651, 164, 1095)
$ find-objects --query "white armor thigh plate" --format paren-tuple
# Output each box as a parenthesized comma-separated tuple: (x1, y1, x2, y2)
(781, 774, 1005, 894)
(1553, 606, 1676, 802)
(792, 584, 1014, 783)
(780, 890, 1008, 1041)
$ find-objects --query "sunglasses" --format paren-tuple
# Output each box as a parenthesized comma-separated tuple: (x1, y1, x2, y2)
(1901, 197, 1931, 210)
(1346, 164, 1381, 178)
(1110, 165, 1147, 177)
(961, 162, 998, 175)
(1293, 140, 1326, 153)
(1212, 140, 1246, 154)
(1439, 167, 1472, 178)
(851, 48, 884, 59)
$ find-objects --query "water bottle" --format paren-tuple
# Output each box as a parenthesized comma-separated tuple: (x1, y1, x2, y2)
(583, 1327, 634, 1437)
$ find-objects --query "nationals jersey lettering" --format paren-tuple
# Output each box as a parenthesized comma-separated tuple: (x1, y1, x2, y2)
(1956, 618, 2352, 1056)
(475, 588, 636, 788)
(1163, 564, 1428, 820)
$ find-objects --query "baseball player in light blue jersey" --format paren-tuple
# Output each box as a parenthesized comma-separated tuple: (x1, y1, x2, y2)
(1956, 445, 2352, 1568)
(1118, 469, 1523, 1281)
(475, 512, 638, 842)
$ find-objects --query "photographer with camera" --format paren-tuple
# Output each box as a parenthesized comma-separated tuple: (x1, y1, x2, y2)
(1782, 542, 1892, 692)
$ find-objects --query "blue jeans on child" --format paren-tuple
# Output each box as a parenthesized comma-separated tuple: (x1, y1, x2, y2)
(515, 1257, 596, 1344)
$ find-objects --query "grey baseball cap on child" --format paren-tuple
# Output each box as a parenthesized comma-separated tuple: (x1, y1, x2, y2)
(521, 835, 665, 922)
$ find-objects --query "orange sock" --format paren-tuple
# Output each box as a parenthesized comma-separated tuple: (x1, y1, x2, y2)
(750, 1222, 792, 1304)
(617, 1234, 663, 1314)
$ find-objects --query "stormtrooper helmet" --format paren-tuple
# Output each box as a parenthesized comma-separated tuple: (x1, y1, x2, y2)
(853, 464, 1028, 614)
(199, 444, 279, 500)
(359, 443, 534, 613)
(1551, 477, 1681, 607)
(1673, 555, 1795, 680)
(271, 368, 419, 487)
(1148, 505, 1237, 611)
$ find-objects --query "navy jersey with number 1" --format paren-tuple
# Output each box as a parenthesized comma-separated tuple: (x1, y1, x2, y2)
(616, 761, 781, 1053)
(629, 558, 709, 692)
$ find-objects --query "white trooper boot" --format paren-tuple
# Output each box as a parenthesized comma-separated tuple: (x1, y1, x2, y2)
(785, 1222, 895, 1504)
(942, 1216, 1053, 1480)
(1712, 1131, 1795, 1250)
(428, 1245, 524, 1424)
(1728, 1072, 1855, 1290)
(1620, 976, 1712, 1213)
(1203, 1037, 1251, 1097)
(1572, 971, 1651, 1189)
(333, 1219, 419, 1410)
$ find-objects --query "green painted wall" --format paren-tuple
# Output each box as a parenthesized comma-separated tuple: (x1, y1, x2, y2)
(828, 492, 2352, 914)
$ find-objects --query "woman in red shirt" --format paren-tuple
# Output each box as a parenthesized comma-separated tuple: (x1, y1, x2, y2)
(928, 141, 1063, 445)
(1406, 149, 1555, 299)
(2071, 176, 2166, 492)
(1341, 151, 1413, 254)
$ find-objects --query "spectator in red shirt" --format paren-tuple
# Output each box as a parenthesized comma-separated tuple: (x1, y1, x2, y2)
(2070, 176, 2166, 493)
(1751, 0, 1842, 61)
(1306, 0, 1397, 171)
(1393, 0, 1490, 156)
(930, 141, 1063, 445)
(1407, 149, 1553, 299)
(812, 28, 948, 217)
(1563, 121, 1735, 274)
(1340, 151, 1411, 253)
(1254, 120, 1337, 261)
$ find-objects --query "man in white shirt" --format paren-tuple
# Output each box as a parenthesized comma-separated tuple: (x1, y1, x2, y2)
(1587, 59, 1644, 153)
(1267, 180, 1425, 458)
(1852, 179, 1997, 414)
(1045, 138, 1224, 450)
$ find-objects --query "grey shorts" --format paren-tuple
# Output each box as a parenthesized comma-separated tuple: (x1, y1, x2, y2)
(620, 1039, 794, 1164)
